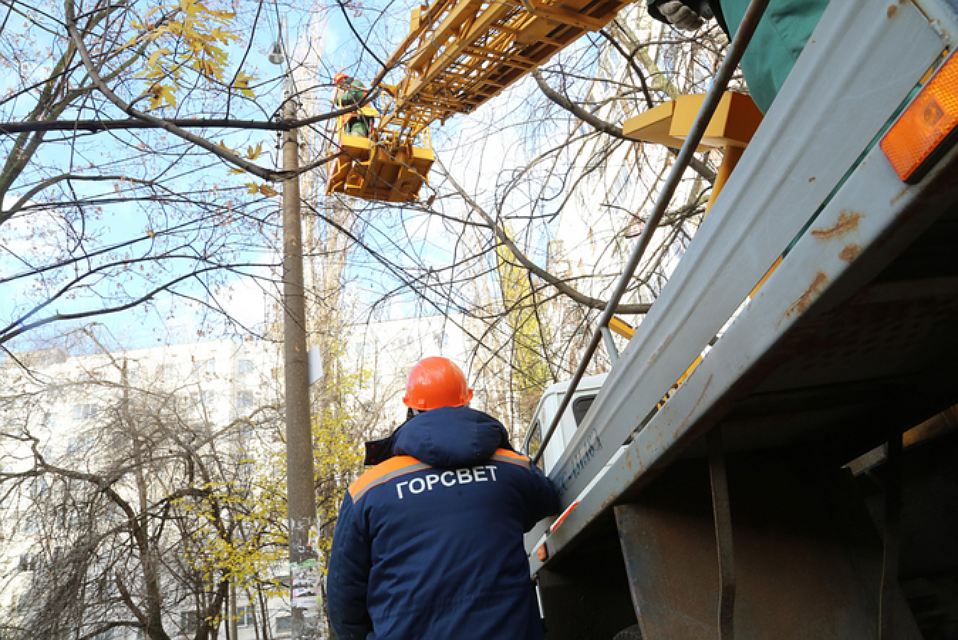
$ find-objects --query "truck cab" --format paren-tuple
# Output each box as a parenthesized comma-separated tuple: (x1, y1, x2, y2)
(523, 373, 607, 473)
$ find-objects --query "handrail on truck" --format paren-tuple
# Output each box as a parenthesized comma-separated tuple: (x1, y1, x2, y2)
(531, 0, 771, 466)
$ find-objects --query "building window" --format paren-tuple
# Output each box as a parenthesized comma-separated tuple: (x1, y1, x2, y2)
(236, 605, 255, 627)
(201, 390, 216, 407)
(66, 434, 92, 456)
(275, 615, 292, 632)
(196, 359, 216, 376)
(29, 477, 48, 500)
(72, 403, 98, 420)
(235, 391, 255, 410)
(18, 554, 38, 572)
(237, 359, 255, 375)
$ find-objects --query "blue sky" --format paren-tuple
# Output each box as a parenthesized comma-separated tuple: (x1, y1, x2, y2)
(0, 0, 588, 355)
(0, 0, 447, 353)
(0, 2, 293, 351)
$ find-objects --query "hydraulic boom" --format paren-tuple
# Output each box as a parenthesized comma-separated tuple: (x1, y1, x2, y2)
(326, 0, 634, 201)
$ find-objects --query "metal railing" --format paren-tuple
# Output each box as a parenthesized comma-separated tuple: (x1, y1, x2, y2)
(531, 0, 770, 466)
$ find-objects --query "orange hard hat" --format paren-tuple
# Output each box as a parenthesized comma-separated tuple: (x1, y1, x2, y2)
(403, 357, 474, 411)
(333, 72, 351, 85)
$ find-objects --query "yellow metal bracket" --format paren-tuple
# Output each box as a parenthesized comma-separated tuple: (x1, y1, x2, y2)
(608, 315, 635, 340)
(623, 92, 762, 212)
(623, 92, 762, 151)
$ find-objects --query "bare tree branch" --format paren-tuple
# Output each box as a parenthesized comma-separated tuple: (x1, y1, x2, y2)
(437, 159, 652, 316)
(532, 70, 716, 183)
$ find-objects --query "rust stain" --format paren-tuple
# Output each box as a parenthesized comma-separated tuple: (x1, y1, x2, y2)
(785, 271, 828, 318)
(811, 210, 862, 240)
(887, 4, 897, 18)
(673, 374, 714, 435)
(890, 184, 910, 207)
(839, 244, 861, 262)
(648, 331, 676, 366)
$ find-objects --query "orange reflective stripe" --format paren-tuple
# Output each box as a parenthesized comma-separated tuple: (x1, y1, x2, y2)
(348, 456, 429, 501)
(492, 448, 530, 468)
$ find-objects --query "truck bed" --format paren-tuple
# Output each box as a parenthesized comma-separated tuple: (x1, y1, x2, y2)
(528, 0, 958, 621)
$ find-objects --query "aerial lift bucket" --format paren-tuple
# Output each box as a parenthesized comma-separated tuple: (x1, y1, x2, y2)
(325, 104, 435, 203)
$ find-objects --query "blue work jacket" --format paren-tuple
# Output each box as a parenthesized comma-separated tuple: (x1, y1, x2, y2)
(327, 406, 560, 640)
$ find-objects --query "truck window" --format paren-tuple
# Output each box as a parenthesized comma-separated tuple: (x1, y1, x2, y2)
(572, 395, 596, 426)
(527, 421, 543, 470)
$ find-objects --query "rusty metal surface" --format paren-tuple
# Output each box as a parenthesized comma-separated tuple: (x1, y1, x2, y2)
(527, 3, 958, 632)
(708, 429, 735, 640)
(524, 0, 958, 634)
(613, 456, 923, 639)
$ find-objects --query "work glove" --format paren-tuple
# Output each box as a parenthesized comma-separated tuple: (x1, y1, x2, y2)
(657, 0, 713, 31)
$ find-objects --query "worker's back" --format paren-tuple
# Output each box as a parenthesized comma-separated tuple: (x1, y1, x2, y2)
(327, 406, 559, 640)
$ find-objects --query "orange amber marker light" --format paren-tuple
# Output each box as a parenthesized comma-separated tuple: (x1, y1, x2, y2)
(881, 51, 958, 183)
(536, 543, 549, 562)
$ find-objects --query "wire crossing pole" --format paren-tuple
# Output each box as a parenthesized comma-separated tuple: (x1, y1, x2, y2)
(281, 93, 319, 640)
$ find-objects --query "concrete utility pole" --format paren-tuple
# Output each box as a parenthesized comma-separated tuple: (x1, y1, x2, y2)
(280, 92, 319, 639)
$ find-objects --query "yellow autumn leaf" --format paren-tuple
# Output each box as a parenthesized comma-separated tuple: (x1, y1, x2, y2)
(207, 8, 236, 20)
(147, 23, 172, 41)
(145, 46, 171, 69)
(159, 84, 177, 108)
(134, 0, 240, 89)
(245, 142, 263, 160)
(208, 27, 234, 43)
(233, 71, 256, 99)
(147, 83, 176, 110)
(258, 184, 279, 197)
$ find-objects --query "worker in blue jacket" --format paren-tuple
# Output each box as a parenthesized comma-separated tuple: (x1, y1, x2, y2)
(327, 356, 560, 639)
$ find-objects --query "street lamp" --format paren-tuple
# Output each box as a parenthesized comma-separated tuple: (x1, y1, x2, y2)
(268, 41, 284, 66)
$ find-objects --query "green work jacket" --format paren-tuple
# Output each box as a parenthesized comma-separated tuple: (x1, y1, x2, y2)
(336, 79, 368, 109)
(720, 0, 829, 111)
